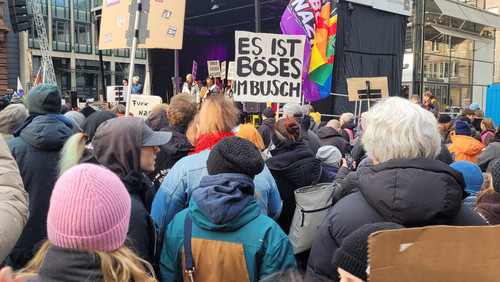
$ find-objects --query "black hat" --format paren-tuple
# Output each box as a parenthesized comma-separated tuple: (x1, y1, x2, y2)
(438, 114, 452, 124)
(262, 107, 276, 118)
(206, 136, 264, 180)
(487, 158, 500, 193)
(332, 222, 404, 281)
(207, 75, 215, 81)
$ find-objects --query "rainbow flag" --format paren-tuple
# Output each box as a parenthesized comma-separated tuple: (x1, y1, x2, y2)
(17, 77, 25, 100)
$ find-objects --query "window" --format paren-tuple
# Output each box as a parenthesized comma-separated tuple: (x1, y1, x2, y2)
(135, 49, 146, 59)
(74, 0, 90, 22)
(75, 23, 91, 53)
(431, 41, 439, 52)
(114, 49, 130, 57)
(52, 20, 71, 51)
(52, 0, 70, 19)
(27, 0, 48, 49)
(94, 0, 102, 7)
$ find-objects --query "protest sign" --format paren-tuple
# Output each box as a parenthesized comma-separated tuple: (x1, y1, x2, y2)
(233, 31, 305, 103)
(99, 0, 186, 50)
(207, 60, 221, 77)
(192, 60, 198, 79)
(107, 86, 129, 102)
(227, 61, 236, 80)
(129, 94, 162, 117)
(220, 61, 226, 80)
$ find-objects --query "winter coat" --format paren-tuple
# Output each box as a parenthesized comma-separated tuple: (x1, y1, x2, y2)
(131, 82, 143, 94)
(0, 135, 29, 262)
(478, 141, 500, 171)
(265, 141, 330, 233)
(0, 104, 27, 142)
(151, 149, 282, 240)
(448, 133, 485, 164)
(148, 125, 193, 191)
(320, 163, 339, 181)
(159, 173, 297, 282)
(481, 130, 495, 147)
(472, 118, 483, 132)
(475, 192, 500, 225)
(307, 157, 486, 281)
(341, 121, 356, 143)
(300, 116, 321, 154)
(316, 126, 351, 156)
(258, 118, 276, 149)
(27, 245, 104, 281)
(7, 116, 73, 268)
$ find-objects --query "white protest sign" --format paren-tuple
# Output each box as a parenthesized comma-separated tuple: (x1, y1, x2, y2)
(233, 31, 305, 103)
(227, 61, 236, 81)
(192, 60, 198, 79)
(207, 60, 221, 77)
(106, 86, 129, 102)
(220, 61, 227, 80)
(129, 94, 162, 117)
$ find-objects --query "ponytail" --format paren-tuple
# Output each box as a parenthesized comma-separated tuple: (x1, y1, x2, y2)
(58, 133, 87, 176)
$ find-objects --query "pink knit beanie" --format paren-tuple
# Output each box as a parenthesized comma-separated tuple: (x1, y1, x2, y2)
(47, 164, 131, 252)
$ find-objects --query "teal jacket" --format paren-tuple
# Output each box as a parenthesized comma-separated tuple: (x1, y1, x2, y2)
(160, 174, 296, 281)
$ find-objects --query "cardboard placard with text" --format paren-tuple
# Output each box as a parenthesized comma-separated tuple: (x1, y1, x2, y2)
(207, 60, 221, 77)
(129, 94, 162, 117)
(347, 77, 389, 102)
(220, 61, 226, 80)
(192, 60, 198, 79)
(227, 61, 236, 81)
(369, 225, 500, 281)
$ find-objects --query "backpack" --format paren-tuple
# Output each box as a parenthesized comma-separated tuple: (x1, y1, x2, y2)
(288, 181, 335, 254)
(481, 131, 494, 145)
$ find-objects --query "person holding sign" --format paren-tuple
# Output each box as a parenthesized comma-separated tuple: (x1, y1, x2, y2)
(131, 76, 143, 94)
(206, 75, 220, 96)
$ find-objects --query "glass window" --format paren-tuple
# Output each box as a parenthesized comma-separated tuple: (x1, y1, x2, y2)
(114, 49, 130, 57)
(94, 0, 102, 7)
(451, 38, 473, 59)
(424, 55, 450, 83)
(52, 20, 71, 51)
(424, 27, 450, 56)
(449, 59, 472, 84)
(450, 86, 471, 108)
(74, 0, 90, 22)
(75, 23, 92, 53)
(115, 62, 129, 84)
(135, 49, 146, 59)
(27, 0, 48, 15)
(28, 16, 48, 49)
(52, 0, 70, 19)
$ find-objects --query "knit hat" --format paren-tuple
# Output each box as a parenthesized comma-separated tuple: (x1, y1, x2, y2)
(283, 103, 303, 118)
(340, 113, 354, 123)
(438, 114, 452, 124)
(316, 146, 342, 166)
(487, 158, 500, 193)
(64, 111, 85, 133)
(25, 84, 62, 115)
(450, 161, 484, 195)
(133, 76, 140, 82)
(469, 103, 479, 110)
(262, 107, 276, 118)
(332, 222, 404, 281)
(455, 120, 472, 136)
(47, 164, 131, 252)
(206, 136, 264, 179)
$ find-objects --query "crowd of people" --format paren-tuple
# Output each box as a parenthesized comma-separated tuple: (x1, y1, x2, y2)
(0, 84, 499, 281)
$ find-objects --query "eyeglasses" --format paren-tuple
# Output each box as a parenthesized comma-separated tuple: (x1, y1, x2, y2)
(143, 146, 156, 152)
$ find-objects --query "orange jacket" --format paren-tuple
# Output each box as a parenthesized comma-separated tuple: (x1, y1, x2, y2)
(448, 132, 484, 164)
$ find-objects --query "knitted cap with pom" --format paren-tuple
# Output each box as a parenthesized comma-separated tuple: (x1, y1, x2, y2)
(47, 164, 131, 252)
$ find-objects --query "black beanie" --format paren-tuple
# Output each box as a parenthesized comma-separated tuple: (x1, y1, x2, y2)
(487, 158, 500, 193)
(262, 107, 276, 118)
(206, 136, 265, 179)
(332, 222, 404, 281)
(438, 114, 452, 124)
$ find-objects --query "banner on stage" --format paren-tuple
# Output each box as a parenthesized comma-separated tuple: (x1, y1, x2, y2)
(233, 31, 305, 103)
(207, 60, 221, 77)
(227, 61, 236, 81)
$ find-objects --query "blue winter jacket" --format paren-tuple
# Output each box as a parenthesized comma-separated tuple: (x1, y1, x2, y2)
(159, 173, 296, 281)
(151, 149, 282, 237)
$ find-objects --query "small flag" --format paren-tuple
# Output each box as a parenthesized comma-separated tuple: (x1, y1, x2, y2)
(17, 77, 25, 100)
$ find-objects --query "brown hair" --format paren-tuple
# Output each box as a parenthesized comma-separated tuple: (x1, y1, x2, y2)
(186, 96, 239, 145)
(275, 117, 301, 142)
(423, 91, 432, 97)
(17, 241, 157, 281)
(476, 173, 494, 207)
(236, 123, 265, 151)
(167, 94, 197, 127)
(482, 118, 496, 132)
(410, 94, 420, 101)
(475, 109, 485, 118)
(462, 108, 475, 116)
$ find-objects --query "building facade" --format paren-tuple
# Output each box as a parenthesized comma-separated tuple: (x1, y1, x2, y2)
(403, 0, 500, 110)
(6, 0, 148, 98)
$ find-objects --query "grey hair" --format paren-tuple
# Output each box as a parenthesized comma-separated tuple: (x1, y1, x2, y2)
(327, 119, 341, 130)
(362, 97, 441, 163)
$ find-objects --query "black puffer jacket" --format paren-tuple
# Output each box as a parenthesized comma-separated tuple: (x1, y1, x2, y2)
(316, 126, 351, 156)
(258, 118, 276, 148)
(307, 157, 486, 281)
(265, 141, 330, 233)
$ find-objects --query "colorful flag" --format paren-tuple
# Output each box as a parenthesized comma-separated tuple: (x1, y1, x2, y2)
(281, 0, 338, 102)
(17, 77, 25, 100)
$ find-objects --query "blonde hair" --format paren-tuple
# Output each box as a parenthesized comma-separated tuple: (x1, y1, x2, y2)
(476, 173, 494, 207)
(186, 96, 239, 145)
(236, 123, 265, 151)
(58, 133, 86, 176)
(149, 104, 169, 116)
(17, 241, 157, 282)
(168, 94, 197, 127)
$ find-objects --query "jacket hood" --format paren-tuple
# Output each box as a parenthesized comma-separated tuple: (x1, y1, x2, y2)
(358, 157, 467, 227)
(451, 134, 484, 155)
(120, 171, 156, 212)
(0, 104, 27, 136)
(190, 173, 260, 231)
(19, 116, 72, 151)
(263, 118, 276, 127)
(145, 109, 169, 131)
(316, 126, 342, 139)
(160, 126, 193, 155)
(341, 121, 357, 130)
(82, 111, 118, 144)
(93, 117, 143, 175)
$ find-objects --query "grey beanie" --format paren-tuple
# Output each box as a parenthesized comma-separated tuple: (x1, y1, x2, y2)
(283, 103, 303, 118)
(316, 145, 342, 166)
(64, 111, 86, 133)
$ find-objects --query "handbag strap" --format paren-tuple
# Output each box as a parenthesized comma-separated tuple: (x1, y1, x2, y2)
(184, 213, 195, 282)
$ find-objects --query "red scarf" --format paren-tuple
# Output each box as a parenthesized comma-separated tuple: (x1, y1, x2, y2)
(189, 131, 234, 155)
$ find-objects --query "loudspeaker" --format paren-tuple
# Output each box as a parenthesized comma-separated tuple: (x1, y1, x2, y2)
(65, 90, 78, 109)
(246, 102, 263, 113)
(8, 0, 30, 33)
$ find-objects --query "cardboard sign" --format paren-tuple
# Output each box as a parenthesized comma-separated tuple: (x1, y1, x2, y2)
(369, 225, 500, 281)
(347, 77, 389, 102)
(207, 60, 221, 77)
(220, 61, 227, 80)
(129, 94, 162, 117)
(99, 0, 186, 50)
(192, 60, 198, 79)
(227, 61, 236, 81)
(107, 86, 129, 102)
(233, 31, 305, 103)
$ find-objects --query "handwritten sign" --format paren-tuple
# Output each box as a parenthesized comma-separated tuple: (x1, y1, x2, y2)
(207, 60, 221, 77)
(129, 94, 162, 117)
(192, 60, 198, 79)
(220, 61, 227, 80)
(233, 31, 305, 103)
(227, 61, 236, 81)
